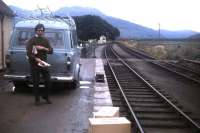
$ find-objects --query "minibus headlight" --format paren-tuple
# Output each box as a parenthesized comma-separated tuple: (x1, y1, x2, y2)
(66, 57, 71, 70)
(66, 57, 71, 65)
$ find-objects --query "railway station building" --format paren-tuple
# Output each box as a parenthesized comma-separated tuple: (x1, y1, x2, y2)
(0, 0, 14, 70)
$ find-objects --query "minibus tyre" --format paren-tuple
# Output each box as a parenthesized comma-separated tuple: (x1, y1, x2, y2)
(13, 81, 27, 92)
(71, 80, 78, 89)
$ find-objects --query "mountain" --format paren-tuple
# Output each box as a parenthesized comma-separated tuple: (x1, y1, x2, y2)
(55, 6, 104, 17)
(54, 7, 161, 39)
(9, 6, 32, 17)
(54, 7, 198, 39)
(9, 5, 198, 39)
(103, 16, 161, 39)
(188, 33, 200, 39)
(160, 30, 198, 39)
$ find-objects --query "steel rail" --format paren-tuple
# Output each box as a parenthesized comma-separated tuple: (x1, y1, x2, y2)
(166, 61, 200, 75)
(151, 61, 200, 84)
(183, 59, 200, 65)
(105, 46, 145, 133)
(118, 44, 155, 60)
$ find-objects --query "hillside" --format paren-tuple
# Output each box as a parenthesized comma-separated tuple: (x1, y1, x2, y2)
(103, 16, 160, 39)
(54, 7, 160, 39)
(55, 6, 104, 17)
(188, 33, 200, 39)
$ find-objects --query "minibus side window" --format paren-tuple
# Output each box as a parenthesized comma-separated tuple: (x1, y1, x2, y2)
(14, 30, 34, 48)
(70, 32, 74, 48)
(70, 30, 78, 48)
(72, 30, 78, 48)
(45, 31, 64, 49)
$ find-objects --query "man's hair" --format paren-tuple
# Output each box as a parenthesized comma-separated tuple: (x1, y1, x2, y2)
(35, 23, 45, 31)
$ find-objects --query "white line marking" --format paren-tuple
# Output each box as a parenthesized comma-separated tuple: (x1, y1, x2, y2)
(79, 86, 90, 89)
(79, 81, 92, 85)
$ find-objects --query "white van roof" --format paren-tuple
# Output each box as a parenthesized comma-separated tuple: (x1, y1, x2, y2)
(15, 18, 76, 30)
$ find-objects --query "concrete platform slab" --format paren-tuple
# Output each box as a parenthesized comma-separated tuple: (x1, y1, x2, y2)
(95, 86, 109, 92)
(94, 91, 111, 99)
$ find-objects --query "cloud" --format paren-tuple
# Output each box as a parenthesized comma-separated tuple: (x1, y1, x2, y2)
(3, 0, 200, 31)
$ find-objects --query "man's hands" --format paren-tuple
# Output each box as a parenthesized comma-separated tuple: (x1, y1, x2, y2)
(35, 45, 49, 52)
(35, 58, 42, 64)
(35, 58, 50, 67)
(35, 58, 46, 67)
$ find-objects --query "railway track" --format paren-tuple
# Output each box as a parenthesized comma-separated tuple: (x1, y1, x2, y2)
(104, 44, 200, 133)
(118, 44, 200, 84)
(175, 59, 200, 74)
(152, 61, 200, 84)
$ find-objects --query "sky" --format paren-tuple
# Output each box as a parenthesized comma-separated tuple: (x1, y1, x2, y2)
(3, 0, 200, 32)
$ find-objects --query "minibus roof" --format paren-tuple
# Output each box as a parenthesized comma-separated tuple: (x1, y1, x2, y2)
(15, 19, 76, 30)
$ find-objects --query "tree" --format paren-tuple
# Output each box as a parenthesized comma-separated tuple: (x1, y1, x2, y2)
(73, 15, 120, 41)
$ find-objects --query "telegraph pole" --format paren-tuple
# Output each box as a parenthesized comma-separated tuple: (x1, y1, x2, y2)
(158, 23, 160, 45)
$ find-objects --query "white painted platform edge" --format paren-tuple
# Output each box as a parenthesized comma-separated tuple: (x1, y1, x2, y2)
(93, 58, 113, 113)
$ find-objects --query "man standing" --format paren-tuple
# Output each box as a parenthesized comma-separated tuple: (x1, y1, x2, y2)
(26, 24, 53, 106)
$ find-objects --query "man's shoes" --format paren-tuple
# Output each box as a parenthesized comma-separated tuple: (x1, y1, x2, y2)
(42, 96, 52, 104)
(34, 101, 40, 106)
(46, 99, 52, 104)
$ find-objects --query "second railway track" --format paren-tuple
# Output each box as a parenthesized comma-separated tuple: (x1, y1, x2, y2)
(118, 44, 200, 84)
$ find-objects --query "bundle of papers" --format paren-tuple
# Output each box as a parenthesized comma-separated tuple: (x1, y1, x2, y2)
(32, 46, 38, 54)
(38, 60, 51, 67)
